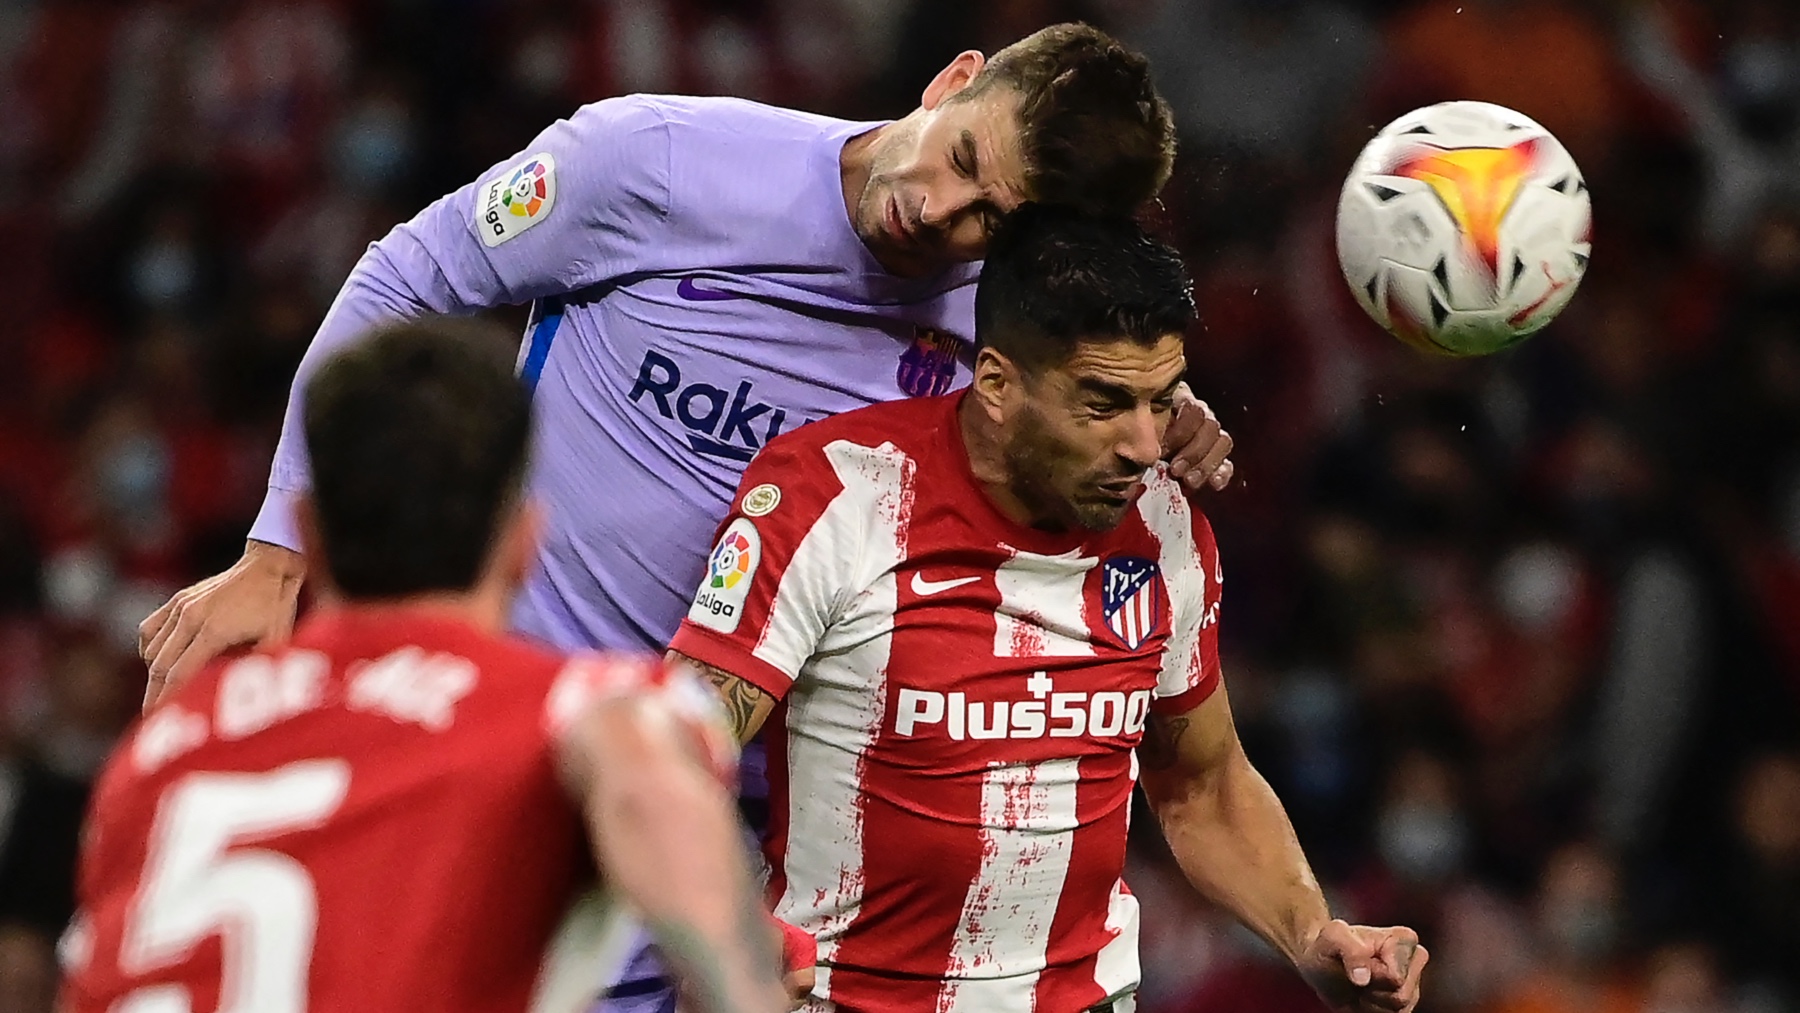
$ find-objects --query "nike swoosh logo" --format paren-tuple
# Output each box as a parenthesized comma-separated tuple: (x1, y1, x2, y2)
(676, 277, 745, 302)
(911, 573, 979, 596)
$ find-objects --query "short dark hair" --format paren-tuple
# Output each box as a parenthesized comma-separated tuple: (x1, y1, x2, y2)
(975, 203, 1195, 374)
(955, 23, 1176, 216)
(303, 319, 531, 598)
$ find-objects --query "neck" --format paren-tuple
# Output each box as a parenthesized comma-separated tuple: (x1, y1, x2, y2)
(957, 393, 1043, 529)
(838, 124, 887, 225)
(314, 585, 512, 632)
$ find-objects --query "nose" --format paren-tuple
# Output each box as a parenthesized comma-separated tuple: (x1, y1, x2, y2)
(918, 179, 984, 233)
(1116, 406, 1163, 471)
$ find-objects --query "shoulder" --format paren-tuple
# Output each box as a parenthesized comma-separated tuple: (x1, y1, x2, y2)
(637, 94, 851, 143)
(757, 395, 953, 465)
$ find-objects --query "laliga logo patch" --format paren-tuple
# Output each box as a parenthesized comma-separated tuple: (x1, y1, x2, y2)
(896, 328, 963, 398)
(1102, 556, 1166, 651)
(691, 518, 760, 633)
(478, 153, 557, 248)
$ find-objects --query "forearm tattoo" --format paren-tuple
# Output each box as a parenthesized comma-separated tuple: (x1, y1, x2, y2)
(694, 659, 775, 742)
(1138, 713, 1192, 772)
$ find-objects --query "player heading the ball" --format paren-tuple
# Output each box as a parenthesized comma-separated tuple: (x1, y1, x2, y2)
(669, 204, 1429, 1013)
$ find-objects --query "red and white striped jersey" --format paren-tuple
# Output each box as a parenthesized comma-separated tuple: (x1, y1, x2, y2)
(64, 608, 732, 1013)
(670, 392, 1224, 1013)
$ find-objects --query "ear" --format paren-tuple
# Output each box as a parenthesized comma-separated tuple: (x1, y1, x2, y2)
(922, 50, 987, 110)
(970, 346, 1019, 424)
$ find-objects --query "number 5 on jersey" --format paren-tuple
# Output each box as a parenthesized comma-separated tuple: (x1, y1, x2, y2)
(105, 761, 350, 1013)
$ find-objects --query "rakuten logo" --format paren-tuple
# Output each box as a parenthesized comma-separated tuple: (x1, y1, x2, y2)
(893, 672, 1152, 741)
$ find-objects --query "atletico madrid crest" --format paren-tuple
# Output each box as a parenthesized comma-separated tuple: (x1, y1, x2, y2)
(1102, 556, 1165, 651)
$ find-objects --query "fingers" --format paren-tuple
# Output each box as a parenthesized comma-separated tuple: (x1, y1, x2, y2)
(1161, 396, 1206, 466)
(1402, 943, 1429, 1010)
(1169, 415, 1226, 486)
(1191, 427, 1235, 490)
(1354, 936, 1428, 1013)
(1359, 943, 1429, 1013)
(138, 596, 178, 663)
(1375, 927, 1418, 982)
(1322, 921, 1381, 989)
(1162, 393, 1237, 492)
(1207, 458, 1236, 491)
(143, 616, 206, 712)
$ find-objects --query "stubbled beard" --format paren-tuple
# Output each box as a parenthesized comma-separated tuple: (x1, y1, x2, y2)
(1001, 407, 1134, 532)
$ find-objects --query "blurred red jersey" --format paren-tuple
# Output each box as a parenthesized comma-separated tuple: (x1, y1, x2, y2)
(61, 606, 697, 1013)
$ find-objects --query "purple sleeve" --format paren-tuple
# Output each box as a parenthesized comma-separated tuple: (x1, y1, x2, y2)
(248, 98, 673, 549)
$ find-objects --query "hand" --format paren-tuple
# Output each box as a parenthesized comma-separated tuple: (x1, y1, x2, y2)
(1163, 384, 1236, 492)
(138, 541, 306, 710)
(1298, 919, 1428, 1013)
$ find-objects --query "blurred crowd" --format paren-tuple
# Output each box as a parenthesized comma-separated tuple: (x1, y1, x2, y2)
(0, 0, 1796, 1010)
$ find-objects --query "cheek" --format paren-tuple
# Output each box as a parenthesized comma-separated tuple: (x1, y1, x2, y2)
(943, 218, 988, 256)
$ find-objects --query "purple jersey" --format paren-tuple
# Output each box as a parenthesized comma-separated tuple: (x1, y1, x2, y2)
(251, 96, 978, 652)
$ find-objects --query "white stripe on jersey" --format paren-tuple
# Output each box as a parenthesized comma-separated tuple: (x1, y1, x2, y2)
(934, 757, 1082, 1011)
(1092, 880, 1142, 1000)
(772, 441, 915, 976)
(993, 548, 1098, 658)
(1135, 476, 1210, 699)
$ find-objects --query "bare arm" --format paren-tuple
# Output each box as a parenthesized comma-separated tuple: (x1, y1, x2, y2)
(672, 652, 779, 746)
(1138, 686, 1330, 964)
(558, 695, 786, 1013)
(1139, 687, 1427, 1012)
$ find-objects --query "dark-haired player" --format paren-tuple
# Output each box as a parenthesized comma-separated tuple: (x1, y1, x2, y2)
(64, 323, 788, 1013)
(671, 206, 1429, 1013)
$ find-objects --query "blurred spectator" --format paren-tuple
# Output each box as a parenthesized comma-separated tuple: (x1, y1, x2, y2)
(1625, 0, 1800, 252)
(1710, 752, 1800, 1009)
(0, 923, 57, 1013)
(1121, 0, 1377, 169)
(1484, 841, 1643, 1013)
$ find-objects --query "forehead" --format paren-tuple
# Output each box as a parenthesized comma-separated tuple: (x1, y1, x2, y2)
(1050, 334, 1187, 391)
(942, 87, 1031, 202)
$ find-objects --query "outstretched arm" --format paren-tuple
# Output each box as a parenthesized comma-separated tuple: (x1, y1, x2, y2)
(558, 692, 787, 1013)
(138, 99, 679, 708)
(1139, 687, 1427, 1012)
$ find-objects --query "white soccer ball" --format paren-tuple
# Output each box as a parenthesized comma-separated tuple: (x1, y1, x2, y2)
(1336, 101, 1592, 356)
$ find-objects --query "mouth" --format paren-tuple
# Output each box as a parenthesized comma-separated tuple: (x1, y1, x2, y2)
(1090, 478, 1145, 504)
(884, 195, 917, 250)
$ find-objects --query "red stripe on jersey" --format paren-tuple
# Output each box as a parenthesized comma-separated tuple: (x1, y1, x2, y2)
(1036, 755, 1136, 1011)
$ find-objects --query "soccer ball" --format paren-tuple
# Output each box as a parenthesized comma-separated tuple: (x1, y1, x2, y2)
(1335, 101, 1592, 356)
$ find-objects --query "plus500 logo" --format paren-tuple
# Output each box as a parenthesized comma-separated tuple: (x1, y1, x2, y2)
(893, 673, 1152, 741)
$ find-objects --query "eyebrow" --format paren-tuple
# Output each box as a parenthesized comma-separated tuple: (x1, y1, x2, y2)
(1073, 375, 1183, 404)
(959, 130, 981, 181)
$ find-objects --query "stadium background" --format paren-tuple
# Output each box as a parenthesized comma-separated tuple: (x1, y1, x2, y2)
(0, 0, 1796, 1009)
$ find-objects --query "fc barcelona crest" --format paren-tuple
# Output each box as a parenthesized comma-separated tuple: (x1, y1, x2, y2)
(1102, 556, 1165, 651)
(896, 328, 963, 398)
